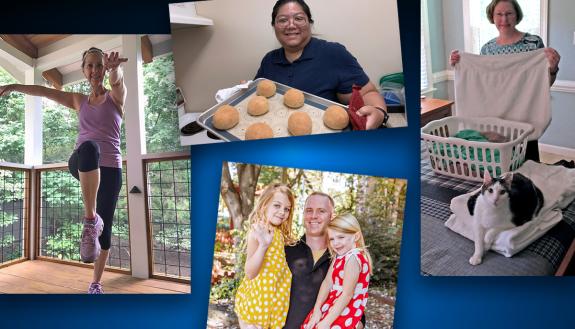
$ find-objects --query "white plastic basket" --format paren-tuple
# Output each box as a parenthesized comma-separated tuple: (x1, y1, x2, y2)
(421, 116, 534, 181)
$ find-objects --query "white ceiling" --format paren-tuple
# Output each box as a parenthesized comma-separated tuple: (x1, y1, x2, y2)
(0, 34, 172, 84)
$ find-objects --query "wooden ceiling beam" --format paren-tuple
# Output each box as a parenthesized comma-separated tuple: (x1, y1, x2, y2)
(0, 34, 38, 58)
(141, 35, 153, 64)
(42, 68, 63, 90)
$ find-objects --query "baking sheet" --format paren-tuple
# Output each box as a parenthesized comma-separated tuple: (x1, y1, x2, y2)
(197, 78, 349, 141)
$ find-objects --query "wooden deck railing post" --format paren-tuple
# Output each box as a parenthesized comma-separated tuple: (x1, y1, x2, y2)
(29, 168, 37, 260)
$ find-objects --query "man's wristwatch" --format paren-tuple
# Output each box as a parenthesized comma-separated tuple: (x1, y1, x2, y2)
(374, 106, 390, 127)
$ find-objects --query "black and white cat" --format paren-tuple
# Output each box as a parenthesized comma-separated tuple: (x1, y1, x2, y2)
(466, 170, 544, 265)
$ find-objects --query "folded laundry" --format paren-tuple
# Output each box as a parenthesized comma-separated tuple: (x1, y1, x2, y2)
(445, 161, 575, 257)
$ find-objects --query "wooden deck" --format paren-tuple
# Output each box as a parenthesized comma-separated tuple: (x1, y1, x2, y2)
(0, 260, 190, 294)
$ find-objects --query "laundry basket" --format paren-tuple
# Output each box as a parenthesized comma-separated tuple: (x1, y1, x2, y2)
(421, 116, 534, 181)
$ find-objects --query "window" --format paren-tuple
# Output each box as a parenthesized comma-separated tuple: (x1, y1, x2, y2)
(421, 0, 434, 95)
(463, 0, 547, 54)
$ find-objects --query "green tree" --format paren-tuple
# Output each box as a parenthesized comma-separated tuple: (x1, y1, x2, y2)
(0, 67, 24, 163)
(143, 54, 183, 154)
(42, 81, 87, 164)
(0, 168, 26, 263)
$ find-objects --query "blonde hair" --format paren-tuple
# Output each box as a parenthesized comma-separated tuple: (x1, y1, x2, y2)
(327, 213, 373, 274)
(81, 47, 104, 68)
(305, 191, 335, 211)
(249, 183, 297, 246)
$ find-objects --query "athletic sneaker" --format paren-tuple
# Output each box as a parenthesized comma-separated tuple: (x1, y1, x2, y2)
(88, 282, 104, 294)
(80, 213, 104, 263)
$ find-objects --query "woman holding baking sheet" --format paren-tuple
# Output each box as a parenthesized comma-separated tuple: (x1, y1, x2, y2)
(255, 0, 388, 130)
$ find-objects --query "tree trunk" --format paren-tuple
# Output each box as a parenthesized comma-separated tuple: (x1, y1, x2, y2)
(220, 163, 262, 230)
(220, 162, 242, 229)
(237, 163, 261, 224)
(392, 179, 407, 226)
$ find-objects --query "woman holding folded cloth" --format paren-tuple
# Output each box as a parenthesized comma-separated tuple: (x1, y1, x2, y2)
(449, 0, 561, 161)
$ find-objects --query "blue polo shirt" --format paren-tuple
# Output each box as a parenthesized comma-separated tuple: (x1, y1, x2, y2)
(254, 37, 370, 103)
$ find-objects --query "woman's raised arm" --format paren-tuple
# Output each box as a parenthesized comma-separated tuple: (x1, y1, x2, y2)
(0, 84, 84, 112)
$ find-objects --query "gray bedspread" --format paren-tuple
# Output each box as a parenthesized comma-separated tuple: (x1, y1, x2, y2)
(420, 143, 575, 276)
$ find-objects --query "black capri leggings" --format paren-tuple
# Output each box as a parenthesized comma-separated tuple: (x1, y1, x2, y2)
(68, 140, 122, 250)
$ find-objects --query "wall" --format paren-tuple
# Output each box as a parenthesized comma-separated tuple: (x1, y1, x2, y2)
(172, 0, 403, 113)
(427, 0, 575, 149)
(542, 0, 575, 149)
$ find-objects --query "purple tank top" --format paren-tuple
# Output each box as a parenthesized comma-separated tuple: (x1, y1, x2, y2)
(75, 92, 122, 168)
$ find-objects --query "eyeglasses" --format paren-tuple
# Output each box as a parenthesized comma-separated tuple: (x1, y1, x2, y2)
(494, 12, 516, 18)
(274, 14, 308, 28)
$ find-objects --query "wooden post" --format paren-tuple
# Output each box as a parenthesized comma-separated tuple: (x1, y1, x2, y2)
(42, 68, 63, 90)
(141, 35, 153, 64)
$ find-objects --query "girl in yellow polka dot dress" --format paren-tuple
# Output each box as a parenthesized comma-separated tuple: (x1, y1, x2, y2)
(235, 183, 297, 329)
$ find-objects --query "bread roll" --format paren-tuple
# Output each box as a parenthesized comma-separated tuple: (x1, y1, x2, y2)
(245, 122, 274, 140)
(323, 105, 349, 130)
(283, 88, 305, 109)
(212, 105, 239, 130)
(288, 112, 312, 136)
(256, 79, 276, 98)
(247, 96, 269, 116)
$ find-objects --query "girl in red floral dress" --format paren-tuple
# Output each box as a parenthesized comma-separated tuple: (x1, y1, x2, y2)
(301, 214, 372, 329)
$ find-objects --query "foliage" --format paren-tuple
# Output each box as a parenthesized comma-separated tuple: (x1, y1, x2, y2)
(0, 169, 25, 262)
(155, 225, 191, 251)
(347, 176, 406, 290)
(0, 234, 15, 248)
(42, 82, 87, 163)
(210, 276, 241, 302)
(147, 159, 191, 275)
(358, 215, 402, 293)
(0, 169, 26, 203)
(111, 208, 130, 240)
(0, 67, 24, 163)
(210, 225, 247, 301)
(214, 229, 233, 252)
(143, 54, 183, 154)
(44, 221, 83, 260)
(41, 170, 82, 207)
(0, 211, 18, 229)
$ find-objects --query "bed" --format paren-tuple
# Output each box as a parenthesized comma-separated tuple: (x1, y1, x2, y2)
(420, 143, 575, 276)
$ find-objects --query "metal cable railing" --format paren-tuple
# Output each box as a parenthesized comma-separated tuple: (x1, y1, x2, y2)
(37, 164, 130, 271)
(0, 164, 30, 266)
(144, 155, 190, 280)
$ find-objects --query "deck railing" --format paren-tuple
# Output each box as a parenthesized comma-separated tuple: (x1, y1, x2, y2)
(0, 163, 30, 268)
(143, 153, 191, 281)
(35, 163, 131, 271)
(0, 154, 191, 282)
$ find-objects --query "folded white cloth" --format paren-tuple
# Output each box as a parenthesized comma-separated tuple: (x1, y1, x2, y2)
(454, 50, 550, 140)
(445, 161, 575, 257)
(214, 80, 253, 103)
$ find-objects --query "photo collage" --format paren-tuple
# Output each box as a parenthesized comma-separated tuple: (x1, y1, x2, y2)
(0, 0, 574, 328)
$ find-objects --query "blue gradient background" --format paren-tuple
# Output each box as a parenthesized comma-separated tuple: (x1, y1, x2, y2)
(0, 1, 573, 328)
